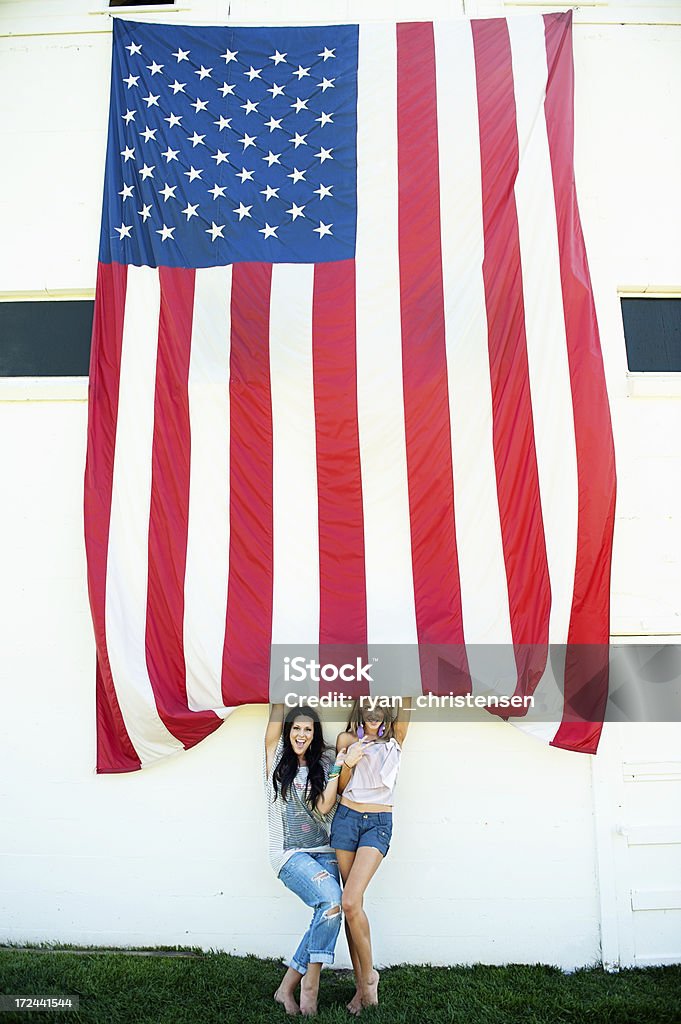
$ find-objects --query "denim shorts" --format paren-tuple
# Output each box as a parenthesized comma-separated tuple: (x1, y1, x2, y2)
(330, 803, 393, 857)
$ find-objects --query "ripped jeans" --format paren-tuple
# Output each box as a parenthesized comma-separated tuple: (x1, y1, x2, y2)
(278, 851, 342, 974)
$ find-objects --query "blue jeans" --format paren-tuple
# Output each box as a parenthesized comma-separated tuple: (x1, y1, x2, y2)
(278, 851, 343, 974)
(330, 804, 393, 857)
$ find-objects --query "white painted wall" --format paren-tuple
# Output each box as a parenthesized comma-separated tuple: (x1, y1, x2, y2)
(1, 0, 680, 968)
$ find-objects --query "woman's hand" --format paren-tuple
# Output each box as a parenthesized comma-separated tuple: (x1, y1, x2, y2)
(343, 740, 367, 769)
(334, 749, 347, 768)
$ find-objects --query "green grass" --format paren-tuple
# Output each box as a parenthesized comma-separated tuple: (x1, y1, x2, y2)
(0, 948, 680, 1024)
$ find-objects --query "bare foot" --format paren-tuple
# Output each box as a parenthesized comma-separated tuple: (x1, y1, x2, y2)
(274, 985, 300, 1015)
(360, 969, 380, 1008)
(347, 989, 363, 1015)
(299, 979, 318, 1017)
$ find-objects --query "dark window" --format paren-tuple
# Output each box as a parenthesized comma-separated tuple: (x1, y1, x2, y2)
(0, 301, 94, 377)
(621, 297, 681, 372)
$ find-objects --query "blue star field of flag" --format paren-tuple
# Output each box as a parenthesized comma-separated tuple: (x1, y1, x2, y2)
(99, 19, 359, 268)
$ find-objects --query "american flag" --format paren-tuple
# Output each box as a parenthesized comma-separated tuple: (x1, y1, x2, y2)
(85, 12, 616, 773)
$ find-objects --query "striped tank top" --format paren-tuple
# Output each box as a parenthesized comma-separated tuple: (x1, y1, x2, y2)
(264, 735, 337, 876)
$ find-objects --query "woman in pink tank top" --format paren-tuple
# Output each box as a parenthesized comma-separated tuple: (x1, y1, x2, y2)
(330, 697, 411, 1014)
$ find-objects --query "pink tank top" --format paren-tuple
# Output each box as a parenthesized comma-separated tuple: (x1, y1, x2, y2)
(343, 738, 402, 805)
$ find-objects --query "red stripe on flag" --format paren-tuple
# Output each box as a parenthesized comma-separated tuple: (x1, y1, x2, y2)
(222, 263, 274, 704)
(313, 260, 367, 646)
(146, 267, 222, 746)
(544, 12, 616, 753)
(472, 18, 551, 694)
(313, 260, 368, 698)
(397, 23, 469, 696)
(85, 262, 141, 774)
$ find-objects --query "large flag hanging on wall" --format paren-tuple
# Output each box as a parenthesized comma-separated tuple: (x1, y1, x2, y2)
(85, 11, 616, 773)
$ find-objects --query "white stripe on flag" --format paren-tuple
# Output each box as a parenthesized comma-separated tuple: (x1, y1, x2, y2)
(184, 266, 233, 715)
(355, 22, 419, 694)
(510, 15, 578, 645)
(105, 266, 183, 762)
(434, 20, 518, 698)
(509, 16, 580, 742)
(269, 264, 319, 697)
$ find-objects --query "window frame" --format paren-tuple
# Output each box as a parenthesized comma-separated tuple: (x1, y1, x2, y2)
(0, 290, 93, 402)
(619, 288, 681, 398)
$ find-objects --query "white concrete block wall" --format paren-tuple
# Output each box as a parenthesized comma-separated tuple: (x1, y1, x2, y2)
(1, 0, 680, 966)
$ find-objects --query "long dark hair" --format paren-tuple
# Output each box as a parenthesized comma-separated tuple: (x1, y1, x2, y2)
(272, 707, 331, 810)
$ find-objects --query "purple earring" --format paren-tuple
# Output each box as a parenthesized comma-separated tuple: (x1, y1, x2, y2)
(357, 723, 365, 739)
(378, 723, 385, 737)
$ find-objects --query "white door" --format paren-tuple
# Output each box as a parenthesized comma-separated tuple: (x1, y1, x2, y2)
(593, 721, 681, 967)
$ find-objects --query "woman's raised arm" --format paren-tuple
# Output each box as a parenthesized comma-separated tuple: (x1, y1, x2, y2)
(393, 696, 412, 746)
(265, 704, 285, 777)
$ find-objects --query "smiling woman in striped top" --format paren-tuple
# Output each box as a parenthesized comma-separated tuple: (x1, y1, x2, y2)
(264, 704, 347, 1017)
